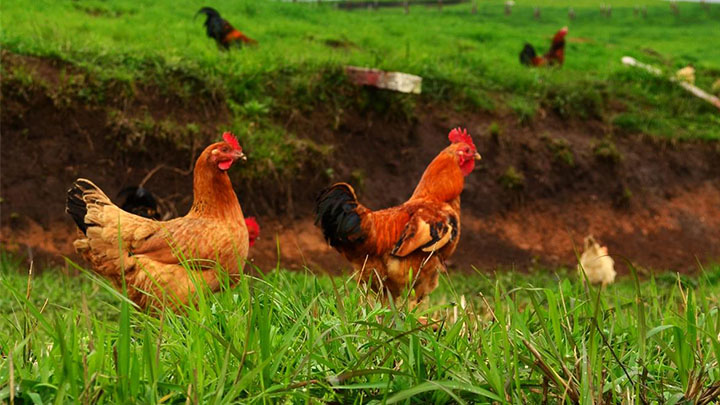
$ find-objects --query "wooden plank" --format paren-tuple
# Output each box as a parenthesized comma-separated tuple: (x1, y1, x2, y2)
(345, 66, 422, 94)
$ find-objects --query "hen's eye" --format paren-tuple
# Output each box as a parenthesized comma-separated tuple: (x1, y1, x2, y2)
(222, 147, 230, 153)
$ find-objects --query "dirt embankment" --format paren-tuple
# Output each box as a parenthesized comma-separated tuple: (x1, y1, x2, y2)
(2, 53, 719, 274)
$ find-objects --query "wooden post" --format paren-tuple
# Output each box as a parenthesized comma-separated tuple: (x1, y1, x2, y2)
(404, 0, 409, 14)
(345, 66, 423, 94)
(471, 0, 477, 14)
(533, 7, 540, 20)
(568, 7, 575, 20)
(438, 0, 442, 12)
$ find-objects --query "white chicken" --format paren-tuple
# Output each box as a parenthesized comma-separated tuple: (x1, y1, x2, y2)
(675, 65, 695, 85)
(578, 235, 616, 286)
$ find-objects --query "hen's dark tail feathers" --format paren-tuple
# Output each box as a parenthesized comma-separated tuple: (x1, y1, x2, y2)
(66, 180, 90, 235)
(519, 43, 537, 66)
(315, 183, 366, 248)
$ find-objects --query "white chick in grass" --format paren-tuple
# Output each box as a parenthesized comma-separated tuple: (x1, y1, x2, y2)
(578, 235, 616, 286)
(676, 65, 695, 85)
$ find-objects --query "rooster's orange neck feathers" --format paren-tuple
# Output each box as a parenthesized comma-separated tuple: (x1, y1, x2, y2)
(410, 150, 464, 203)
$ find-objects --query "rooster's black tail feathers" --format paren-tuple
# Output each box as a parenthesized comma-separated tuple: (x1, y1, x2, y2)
(315, 183, 366, 248)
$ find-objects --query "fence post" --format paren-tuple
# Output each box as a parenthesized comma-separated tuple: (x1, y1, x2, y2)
(404, 0, 409, 14)
(670, 1, 679, 15)
(438, 0, 442, 12)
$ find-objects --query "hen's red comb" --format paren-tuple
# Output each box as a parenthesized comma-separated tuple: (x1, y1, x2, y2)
(245, 216, 259, 233)
(448, 127, 475, 149)
(245, 216, 260, 246)
(222, 132, 242, 151)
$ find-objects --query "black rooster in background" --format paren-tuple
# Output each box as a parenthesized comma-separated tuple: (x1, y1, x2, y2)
(196, 7, 257, 50)
(117, 186, 161, 220)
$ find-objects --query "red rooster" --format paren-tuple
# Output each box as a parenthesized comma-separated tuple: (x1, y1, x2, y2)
(196, 7, 256, 50)
(66, 133, 249, 310)
(520, 27, 568, 67)
(315, 128, 481, 304)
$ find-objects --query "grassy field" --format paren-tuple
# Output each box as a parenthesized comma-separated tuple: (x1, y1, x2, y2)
(2, 0, 720, 141)
(1, 250, 719, 403)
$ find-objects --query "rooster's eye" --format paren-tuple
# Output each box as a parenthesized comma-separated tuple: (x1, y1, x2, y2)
(222, 147, 230, 153)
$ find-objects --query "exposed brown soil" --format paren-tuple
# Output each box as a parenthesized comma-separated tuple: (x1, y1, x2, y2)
(2, 52, 719, 275)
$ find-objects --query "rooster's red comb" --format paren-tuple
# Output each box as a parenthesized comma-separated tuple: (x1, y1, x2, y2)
(222, 132, 242, 151)
(448, 127, 475, 149)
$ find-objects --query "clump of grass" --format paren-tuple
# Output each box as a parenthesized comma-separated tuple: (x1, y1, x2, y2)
(617, 185, 633, 206)
(613, 112, 646, 133)
(543, 78, 605, 119)
(230, 98, 271, 120)
(462, 87, 495, 112)
(488, 121, 502, 143)
(541, 133, 575, 166)
(593, 137, 623, 163)
(499, 165, 525, 190)
(508, 96, 536, 125)
(350, 168, 366, 192)
(106, 110, 202, 153)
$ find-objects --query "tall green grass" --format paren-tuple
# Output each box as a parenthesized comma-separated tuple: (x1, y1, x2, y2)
(2, 0, 720, 139)
(1, 250, 719, 403)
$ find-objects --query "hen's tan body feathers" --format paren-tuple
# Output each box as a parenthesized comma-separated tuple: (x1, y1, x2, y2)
(68, 137, 248, 309)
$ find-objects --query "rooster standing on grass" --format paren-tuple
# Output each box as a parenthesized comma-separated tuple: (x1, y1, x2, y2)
(196, 7, 256, 50)
(520, 26, 568, 67)
(315, 128, 482, 305)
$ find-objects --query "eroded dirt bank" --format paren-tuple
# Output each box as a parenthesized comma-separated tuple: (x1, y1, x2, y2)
(2, 53, 719, 274)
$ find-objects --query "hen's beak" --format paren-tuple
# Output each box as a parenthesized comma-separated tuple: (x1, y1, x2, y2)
(474, 152, 482, 160)
(234, 150, 247, 161)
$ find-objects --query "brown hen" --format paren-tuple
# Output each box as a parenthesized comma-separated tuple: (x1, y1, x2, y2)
(66, 133, 249, 310)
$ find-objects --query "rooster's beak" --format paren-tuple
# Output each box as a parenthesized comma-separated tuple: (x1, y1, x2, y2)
(234, 150, 247, 161)
(474, 152, 482, 161)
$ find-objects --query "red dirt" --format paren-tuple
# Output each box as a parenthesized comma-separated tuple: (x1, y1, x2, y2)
(2, 52, 719, 275)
